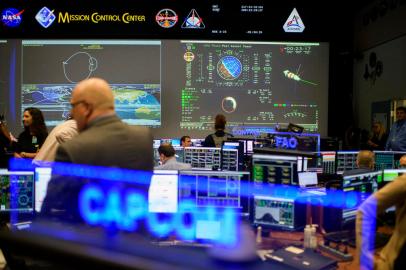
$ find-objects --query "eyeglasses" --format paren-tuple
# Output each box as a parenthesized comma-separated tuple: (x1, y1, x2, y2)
(70, 100, 87, 108)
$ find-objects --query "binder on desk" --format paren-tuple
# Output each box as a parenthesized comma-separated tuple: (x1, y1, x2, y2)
(267, 247, 337, 270)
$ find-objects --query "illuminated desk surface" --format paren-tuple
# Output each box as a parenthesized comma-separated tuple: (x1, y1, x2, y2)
(257, 227, 393, 270)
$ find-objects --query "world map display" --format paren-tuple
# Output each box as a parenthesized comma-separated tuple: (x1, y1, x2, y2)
(22, 84, 161, 126)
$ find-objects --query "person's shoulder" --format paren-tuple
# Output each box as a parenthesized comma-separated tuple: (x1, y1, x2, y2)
(128, 125, 150, 133)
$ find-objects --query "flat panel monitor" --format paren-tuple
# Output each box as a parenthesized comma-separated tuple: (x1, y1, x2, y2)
(336, 151, 359, 173)
(178, 170, 250, 217)
(226, 137, 255, 155)
(373, 151, 395, 170)
(174, 147, 185, 163)
(190, 139, 204, 147)
(306, 151, 336, 174)
(148, 170, 178, 213)
(321, 151, 336, 174)
(171, 139, 181, 147)
(251, 154, 308, 189)
(252, 195, 305, 231)
(153, 139, 161, 148)
(183, 147, 221, 169)
(34, 167, 52, 213)
(381, 169, 406, 185)
(222, 141, 243, 171)
(324, 171, 380, 232)
(298, 172, 318, 187)
(0, 171, 34, 213)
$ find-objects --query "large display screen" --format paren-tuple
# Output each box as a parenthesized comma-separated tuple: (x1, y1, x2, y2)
(0, 39, 329, 138)
(21, 40, 161, 126)
(178, 41, 328, 134)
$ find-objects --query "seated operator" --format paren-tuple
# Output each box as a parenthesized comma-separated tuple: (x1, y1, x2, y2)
(180, 135, 192, 147)
(155, 143, 191, 170)
(343, 150, 375, 177)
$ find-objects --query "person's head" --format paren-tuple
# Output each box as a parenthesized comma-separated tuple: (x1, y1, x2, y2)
(396, 106, 406, 121)
(70, 78, 115, 132)
(23, 107, 47, 136)
(157, 143, 175, 164)
(356, 150, 375, 169)
(180, 136, 191, 147)
(371, 121, 386, 139)
(399, 155, 406, 168)
(214, 114, 227, 130)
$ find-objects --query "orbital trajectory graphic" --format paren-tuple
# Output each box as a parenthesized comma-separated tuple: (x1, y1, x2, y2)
(283, 70, 318, 86)
(62, 52, 98, 83)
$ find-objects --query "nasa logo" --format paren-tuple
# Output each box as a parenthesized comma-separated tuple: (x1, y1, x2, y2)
(1, 8, 24, 27)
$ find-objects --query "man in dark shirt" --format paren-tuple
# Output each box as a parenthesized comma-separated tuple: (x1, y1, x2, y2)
(386, 106, 406, 151)
(203, 114, 233, 147)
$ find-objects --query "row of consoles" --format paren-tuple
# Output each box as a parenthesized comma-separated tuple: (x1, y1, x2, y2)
(154, 138, 406, 173)
(1, 150, 404, 242)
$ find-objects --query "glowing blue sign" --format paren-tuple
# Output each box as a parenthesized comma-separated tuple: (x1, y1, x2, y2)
(79, 184, 239, 246)
(275, 136, 298, 149)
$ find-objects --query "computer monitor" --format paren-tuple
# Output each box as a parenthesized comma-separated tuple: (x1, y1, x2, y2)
(324, 171, 380, 232)
(190, 139, 204, 147)
(0, 171, 35, 221)
(381, 169, 406, 185)
(222, 141, 243, 171)
(226, 137, 255, 155)
(374, 151, 395, 170)
(251, 153, 309, 189)
(174, 146, 185, 163)
(34, 167, 52, 213)
(148, 170, 178, 213)
(160, 138, 172, 145)
(153, 139, 161, 148)
(336, 151, 359, 173)
(321, 151, 336, 174)
(252, 195, 306, 231)
(171, 139, 181, 147)
(178, 170, 250, 217)
(306, 151, 336, 174)
(298, 172, 318, 187)
(183, 147, 221, 169)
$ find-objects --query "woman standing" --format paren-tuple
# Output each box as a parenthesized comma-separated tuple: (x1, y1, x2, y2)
(14, 107, 48, 159)
(367, 121, 387, 150)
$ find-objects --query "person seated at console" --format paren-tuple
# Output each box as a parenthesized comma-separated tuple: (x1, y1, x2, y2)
(14, 107, 48, 159)
(203, 114, 233, 148)
(180, 135, 192, 148)
(155, 143, 191, 170)
(343, 150, 375, 177)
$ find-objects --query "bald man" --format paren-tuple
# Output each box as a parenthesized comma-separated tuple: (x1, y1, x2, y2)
(343, 150, 376, 176)
(41, 78, 153, 220)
